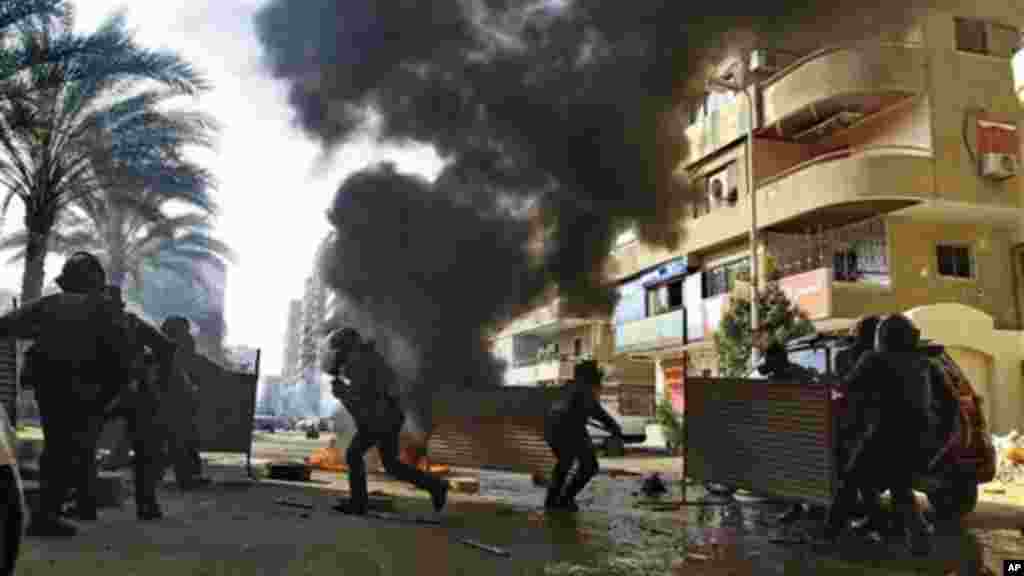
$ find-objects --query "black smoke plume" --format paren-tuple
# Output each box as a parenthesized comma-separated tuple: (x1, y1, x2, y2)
(256, 0, 937, 425)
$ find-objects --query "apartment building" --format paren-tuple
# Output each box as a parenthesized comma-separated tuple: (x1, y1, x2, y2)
(282, 299, 302, 378)
(489, 209, 655, 418)
(608, 4, 1024, 433)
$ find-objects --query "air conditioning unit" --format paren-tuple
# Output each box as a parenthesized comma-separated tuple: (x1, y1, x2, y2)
(749, 49, 779, 74)
(707, 168, 738, 207)
(980, 153, 1018, 180)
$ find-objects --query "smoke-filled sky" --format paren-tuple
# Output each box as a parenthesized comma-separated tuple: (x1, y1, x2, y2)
(0, 0, 445, 379)
(256, 0, 938, 424)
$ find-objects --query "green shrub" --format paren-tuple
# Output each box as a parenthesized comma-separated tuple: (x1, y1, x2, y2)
(655, 401, 684, 455)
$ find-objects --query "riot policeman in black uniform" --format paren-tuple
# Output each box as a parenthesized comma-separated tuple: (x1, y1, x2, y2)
(323, 328, 449, 515)
(544, 360, 623, 512)
(826, 313, 934, 556)
(159, 316, 204, 490)
(0, 252, 116, 536)
(95, 286, 177, 520)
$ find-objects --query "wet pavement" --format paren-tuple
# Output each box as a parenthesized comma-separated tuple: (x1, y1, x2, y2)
(473, 468, 1022, 575)
(15, 456, 1023, 575)
(236, 434, 1024, 574)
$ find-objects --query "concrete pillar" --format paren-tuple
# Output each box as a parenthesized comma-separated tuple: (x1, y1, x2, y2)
(654, 358, 665, 404)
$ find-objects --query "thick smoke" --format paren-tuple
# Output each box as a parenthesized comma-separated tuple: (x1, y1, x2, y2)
(256, 0, 938, 425)
(320, 163, 544, 425)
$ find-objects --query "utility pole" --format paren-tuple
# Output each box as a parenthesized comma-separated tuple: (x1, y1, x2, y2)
(708, 65, 760, 370)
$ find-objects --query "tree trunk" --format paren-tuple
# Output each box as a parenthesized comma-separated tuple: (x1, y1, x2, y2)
(107, 204, 126, 287)
(20, 225, 50, 304)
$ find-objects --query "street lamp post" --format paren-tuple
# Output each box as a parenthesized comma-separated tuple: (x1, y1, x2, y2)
(707, 72, 759, 369)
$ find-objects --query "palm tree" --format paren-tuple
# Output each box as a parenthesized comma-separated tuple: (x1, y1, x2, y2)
(0, 10, 210, 301)
(0, 194, 233, 290)
(0, 0, 64, 36)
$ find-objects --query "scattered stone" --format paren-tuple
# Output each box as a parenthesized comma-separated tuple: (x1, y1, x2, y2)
(459, 538, 510, 557)
(685, 552, 710, 562)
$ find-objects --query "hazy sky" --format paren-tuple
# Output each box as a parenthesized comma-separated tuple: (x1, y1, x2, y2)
(0, 1, 445, 376)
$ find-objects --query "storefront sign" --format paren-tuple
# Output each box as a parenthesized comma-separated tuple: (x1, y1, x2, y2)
(778, 268, 832, 320)
(640, 257, 689, 288)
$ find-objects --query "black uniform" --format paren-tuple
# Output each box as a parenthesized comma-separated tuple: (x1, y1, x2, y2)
(0, 292, 120, 535)
(827, 315, 933, 555)
(832, 316, 885, 532)
(333, 340, 447, 515)
(96, 295, 177, 519)
(159, 319, 203, 490)
(544, 361, 622, 511)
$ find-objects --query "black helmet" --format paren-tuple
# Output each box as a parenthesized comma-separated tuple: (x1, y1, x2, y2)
(852, 315, 881, 351)
(55, 251, 105, 294)
(161, 316, 192, 339)
(875, 314, 920, 353)
(327, 327, 361, 351)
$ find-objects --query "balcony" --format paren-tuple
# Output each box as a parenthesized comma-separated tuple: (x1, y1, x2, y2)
(756, 145, 933, 229)
(614, 309, 686, 355)
(504, 359, 576, 387)
(496, 298, 595, 338)
(760, 43, 925, 135)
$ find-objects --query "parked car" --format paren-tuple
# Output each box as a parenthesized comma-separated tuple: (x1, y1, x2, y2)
(254, 415, 278, 433)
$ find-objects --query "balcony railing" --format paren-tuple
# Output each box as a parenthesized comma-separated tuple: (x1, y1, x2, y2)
(759, 41, 925, 129)
(614, 309, 685, 355)
(504, 359, 576, 387)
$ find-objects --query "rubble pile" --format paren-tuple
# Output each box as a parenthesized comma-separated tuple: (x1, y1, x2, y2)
(992, 430, 1024, 484)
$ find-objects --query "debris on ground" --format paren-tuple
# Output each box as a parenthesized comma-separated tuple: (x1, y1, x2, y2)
(450, 477, 481, 494)
(275, 498, 314, 510)
(640, 473, 668, 498)
(266, 461, 312, 482)
(607, 469, 642, 479)
(992, 430, 1024, 484)
(459, 538, 510, 557)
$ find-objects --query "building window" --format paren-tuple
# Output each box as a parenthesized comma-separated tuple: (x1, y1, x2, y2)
(936, 244, 974, 279)
(703, 258, 750, 298)
(573, 337, 583, 357)
(955, 17, 1021, 58)
(646, 278, 684, 317)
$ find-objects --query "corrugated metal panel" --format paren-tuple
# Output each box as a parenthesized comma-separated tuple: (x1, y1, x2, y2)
(428, 387, 559, 474)
(0, 339, 17, 422)
(684, 377, 835, 506)
(428, 416, 556, 474)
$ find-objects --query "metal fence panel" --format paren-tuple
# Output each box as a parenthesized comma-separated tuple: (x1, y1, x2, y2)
(684, 377, 836, 506)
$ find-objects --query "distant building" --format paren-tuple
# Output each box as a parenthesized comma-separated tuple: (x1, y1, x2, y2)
(225, 345, 260, 374)
(282, 299, 302, 378)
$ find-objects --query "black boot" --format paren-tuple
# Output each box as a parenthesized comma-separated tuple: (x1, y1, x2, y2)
(431, 481, 449, 513)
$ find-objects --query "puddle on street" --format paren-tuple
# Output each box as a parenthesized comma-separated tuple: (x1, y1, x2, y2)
(471, 470, 1017, 574)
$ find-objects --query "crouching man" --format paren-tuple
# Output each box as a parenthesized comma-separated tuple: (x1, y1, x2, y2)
(322, 328, 448, 515)
(544, 360, 623, 512)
